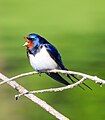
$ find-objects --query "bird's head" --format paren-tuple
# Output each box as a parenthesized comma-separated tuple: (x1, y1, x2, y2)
(23, 33, 48, 49)
(23, 33, 41, 49)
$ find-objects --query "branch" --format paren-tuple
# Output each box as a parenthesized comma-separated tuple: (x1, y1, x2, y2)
(0, 69, 105, 85)
(0, 73, 69, 120)
(16, 77, 86, 98)
(49, 69, 105, 84)
(0, 69, 105, 120)
(0, 71, 38, 85)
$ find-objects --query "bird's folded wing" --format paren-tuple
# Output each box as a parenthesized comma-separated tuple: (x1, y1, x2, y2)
(44, 44, 65, 69)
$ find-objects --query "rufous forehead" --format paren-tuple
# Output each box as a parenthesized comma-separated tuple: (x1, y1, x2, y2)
(27, 40, 34, 48)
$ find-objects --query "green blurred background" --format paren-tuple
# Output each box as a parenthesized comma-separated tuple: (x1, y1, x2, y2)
(0, 0, 105, 120)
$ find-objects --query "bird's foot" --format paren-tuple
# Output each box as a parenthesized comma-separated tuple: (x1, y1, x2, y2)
(37, 69, 48, 76)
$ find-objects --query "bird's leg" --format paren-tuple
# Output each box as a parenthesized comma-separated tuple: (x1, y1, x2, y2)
(37, 69, 48, 76)
(37, 70, 42, 76)
(38, 73, 41, 76)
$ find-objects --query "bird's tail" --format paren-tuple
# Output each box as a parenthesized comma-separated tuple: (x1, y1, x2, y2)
(46, 68, 92, 90)
(60, 66, 92, 90)
(65, 69, 92, 90)
(46, 73, 70, 85)
(66, 74, 85, 90)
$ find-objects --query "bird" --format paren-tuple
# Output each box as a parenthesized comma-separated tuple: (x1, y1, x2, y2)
(23, 33, 91, 90)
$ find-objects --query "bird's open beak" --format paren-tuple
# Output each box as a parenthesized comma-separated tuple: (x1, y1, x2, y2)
(23, 41, 28, 46)
(23, 36, 28, 47)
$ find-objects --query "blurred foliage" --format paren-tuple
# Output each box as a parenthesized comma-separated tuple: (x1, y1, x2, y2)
(0, 0, 105, 120)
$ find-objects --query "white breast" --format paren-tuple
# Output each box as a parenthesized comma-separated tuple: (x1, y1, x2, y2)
(28, 46, 58, 71)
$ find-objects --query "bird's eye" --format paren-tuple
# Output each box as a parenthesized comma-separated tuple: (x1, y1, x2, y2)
(27, 37, 34, 41)
(26, 37, 32, 40)
(29, 38, 33, 40)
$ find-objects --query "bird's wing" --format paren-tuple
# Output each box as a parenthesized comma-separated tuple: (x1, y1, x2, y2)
(44, 44, 92, 90)
(44, 43, 65, 69)
(46, 72, 70, 85)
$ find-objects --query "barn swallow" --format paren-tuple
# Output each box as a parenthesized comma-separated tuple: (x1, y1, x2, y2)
(23, 33, 91, 89)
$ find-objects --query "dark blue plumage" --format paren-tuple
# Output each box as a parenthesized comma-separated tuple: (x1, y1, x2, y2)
(23, 33, 91, 89)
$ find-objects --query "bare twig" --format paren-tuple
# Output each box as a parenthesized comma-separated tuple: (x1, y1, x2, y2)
(0, 69, 105, 120)
(16, 77, 86, 98)
(0, 73, 69, 120)
(0, 69, 105, 86)
(49, 69, 105, 84)
(0, 71, 38, 85)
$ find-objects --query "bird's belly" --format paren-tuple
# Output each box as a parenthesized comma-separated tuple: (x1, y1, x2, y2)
(28, 47, 58, 71)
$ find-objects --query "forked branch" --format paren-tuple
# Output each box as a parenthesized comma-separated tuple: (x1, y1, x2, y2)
(0, 73, 69, 120)
(0, 69, 105, 120)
